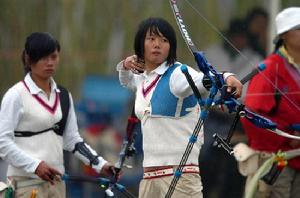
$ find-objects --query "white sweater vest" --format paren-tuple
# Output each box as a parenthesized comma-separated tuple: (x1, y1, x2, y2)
(141, 105, 203, 167)
(7, 82, 64, 177)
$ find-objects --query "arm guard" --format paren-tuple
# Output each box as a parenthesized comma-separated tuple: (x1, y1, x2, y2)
(72, 142, 107, 173)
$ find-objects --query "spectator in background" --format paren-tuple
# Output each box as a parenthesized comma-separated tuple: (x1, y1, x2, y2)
(245, 7, 269, 58)
(241, 7, 300, 198)
(205, 18, 263, 97)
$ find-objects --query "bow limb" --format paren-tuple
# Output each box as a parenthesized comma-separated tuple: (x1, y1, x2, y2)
(243, 106, 300, 140)
(170, 0, 220, 82)
(267, 128, 300, 140)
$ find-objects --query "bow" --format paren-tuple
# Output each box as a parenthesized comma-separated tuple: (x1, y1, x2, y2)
(81, 107, 138, 198)
(106, 106, 139, 198)
(167, 0, 300, 197)
(114, 107, 139, 177)
(61, 174, 134, 197)
(166, 1, 237, 197)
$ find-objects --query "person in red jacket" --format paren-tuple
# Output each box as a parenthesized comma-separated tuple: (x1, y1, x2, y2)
(241, 7, 300, 198)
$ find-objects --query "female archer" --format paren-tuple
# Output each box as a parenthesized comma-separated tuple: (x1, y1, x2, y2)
(241, 7, 300, 198)
(117, 17, 243, 198)
(0, 32, 115, 197)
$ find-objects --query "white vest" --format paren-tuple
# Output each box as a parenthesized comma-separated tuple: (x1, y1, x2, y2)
(135, 65, 203, 167)
(141, 105, 203, 167)
(7, 82, 64, 177)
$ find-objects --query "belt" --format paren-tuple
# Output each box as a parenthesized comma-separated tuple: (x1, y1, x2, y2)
(15, 179, 46, 189)
(143, 165, 199, 179)
(8, 177, 46, 189)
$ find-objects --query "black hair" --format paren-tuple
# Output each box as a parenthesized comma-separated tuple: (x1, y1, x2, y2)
(226, 18, 247, 37)
(134, 17, 177, 65)
(273, 38, 284, 52)
(245, 7, 268, 26)
(245, 7, 269, 57)
(22, 32, 60, 73)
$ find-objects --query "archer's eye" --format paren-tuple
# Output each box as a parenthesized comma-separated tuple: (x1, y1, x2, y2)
(146, 36, 154, 41)
(162, 38, 169, 43)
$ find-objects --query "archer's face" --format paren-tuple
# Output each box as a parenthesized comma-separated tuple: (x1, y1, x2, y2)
(143, 30, 170, 71)
(30, 50, 59, 80)
(282, 28, 300, 51)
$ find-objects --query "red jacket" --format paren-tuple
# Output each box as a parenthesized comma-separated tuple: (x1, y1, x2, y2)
(241, 53, 300, 170)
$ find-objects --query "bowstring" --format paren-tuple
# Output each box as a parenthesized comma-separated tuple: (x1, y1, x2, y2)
(184, 0, 300, 113)
(246, 92, 300, 96)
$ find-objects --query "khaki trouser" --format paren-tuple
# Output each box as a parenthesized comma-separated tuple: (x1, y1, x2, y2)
(244, 154, 300, 198)
(243, 152, 271, 198)
(139, 173, 202, 198)
(8, 177, 65, 198)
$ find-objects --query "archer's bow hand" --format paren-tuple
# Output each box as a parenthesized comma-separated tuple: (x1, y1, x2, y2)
(100, 163, 121, 181)
(35, 161, 62, 185)
(224, 75, 243, 98)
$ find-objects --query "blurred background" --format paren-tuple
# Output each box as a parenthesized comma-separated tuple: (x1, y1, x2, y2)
(0, 0, 299, 197)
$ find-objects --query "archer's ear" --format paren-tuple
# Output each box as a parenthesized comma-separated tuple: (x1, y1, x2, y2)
(24, 54, 31, 65)
(22, 55, 32, 73)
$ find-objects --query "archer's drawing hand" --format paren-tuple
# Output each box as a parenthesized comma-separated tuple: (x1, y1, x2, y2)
(225, 75, 243, 98)
(35, 161, 62, 185)
(123, 55, 145, 74)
